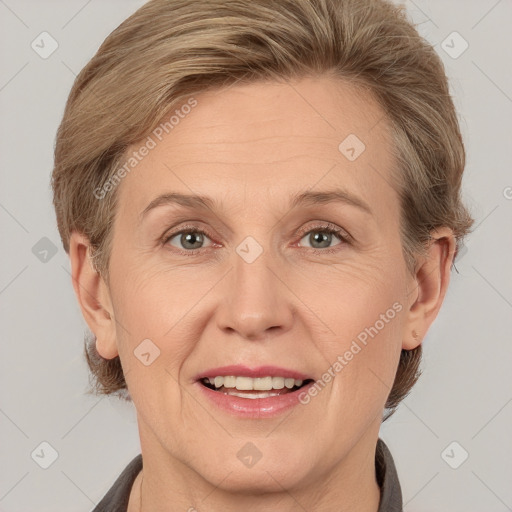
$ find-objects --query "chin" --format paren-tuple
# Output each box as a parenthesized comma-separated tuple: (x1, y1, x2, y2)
(194, 453, 315, 494)
(216, 467, 309, 495)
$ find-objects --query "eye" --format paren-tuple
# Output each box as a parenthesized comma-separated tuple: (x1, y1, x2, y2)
(297, 223, 349, 252)
(163, 226, 214, 253)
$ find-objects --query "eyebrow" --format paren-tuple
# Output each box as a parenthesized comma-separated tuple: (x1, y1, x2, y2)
(139, 188, 372, 222)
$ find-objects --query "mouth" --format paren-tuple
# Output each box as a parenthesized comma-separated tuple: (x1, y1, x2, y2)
(194, 365, 316, 417)
(199, 375, 315, 399)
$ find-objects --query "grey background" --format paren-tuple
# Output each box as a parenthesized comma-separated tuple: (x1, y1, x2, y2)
(0, 1, 511, 510)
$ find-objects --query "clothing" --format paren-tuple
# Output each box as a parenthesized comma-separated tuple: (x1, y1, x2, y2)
(92, 437, 402, 511)
(375, 437, 403, 511)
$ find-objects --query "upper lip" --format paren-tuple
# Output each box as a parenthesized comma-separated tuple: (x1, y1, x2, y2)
(195, 365, 313, 381)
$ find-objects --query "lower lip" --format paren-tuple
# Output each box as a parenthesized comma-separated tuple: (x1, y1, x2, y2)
(195, 381, 314, 418)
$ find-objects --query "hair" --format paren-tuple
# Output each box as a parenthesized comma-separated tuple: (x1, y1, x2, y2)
(52, 0, 473, 419)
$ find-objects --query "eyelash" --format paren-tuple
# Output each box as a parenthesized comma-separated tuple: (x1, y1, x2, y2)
(161, 222, 352, 256)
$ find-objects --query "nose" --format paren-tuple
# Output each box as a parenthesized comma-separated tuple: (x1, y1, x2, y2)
(215, 243, 294, 341)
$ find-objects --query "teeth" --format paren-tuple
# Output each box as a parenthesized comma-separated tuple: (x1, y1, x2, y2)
(205, 376, 304, 391)
(236, 376, 254, 390)
(285, 378, 295, 389)
(227, 390, 283, 399)
(223, 376, 236, 388)
(254, 377, 272, 390)
(272, 376, 285, 389)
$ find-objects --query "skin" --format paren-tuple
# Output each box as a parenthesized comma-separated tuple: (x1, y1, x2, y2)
(69, 76, 455, 512)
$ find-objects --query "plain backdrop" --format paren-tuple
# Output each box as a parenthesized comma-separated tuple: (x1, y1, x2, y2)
(1, 1, 511, 511)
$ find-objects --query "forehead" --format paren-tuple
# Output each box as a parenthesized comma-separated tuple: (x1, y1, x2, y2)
(116, 76, 397, 219)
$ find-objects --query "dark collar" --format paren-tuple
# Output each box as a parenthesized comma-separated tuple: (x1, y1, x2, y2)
(376, 437, 403, 511)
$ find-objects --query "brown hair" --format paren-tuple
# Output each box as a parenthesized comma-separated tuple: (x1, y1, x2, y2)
(52, 0, 473, 418)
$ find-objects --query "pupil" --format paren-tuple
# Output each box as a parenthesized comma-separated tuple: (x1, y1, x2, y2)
(183, 232, 203, 249)
(311, 231, 330, 248)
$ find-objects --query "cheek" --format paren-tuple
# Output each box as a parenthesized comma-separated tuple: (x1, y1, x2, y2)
(301, 252, 406, 349)
(313, 301, 404, 441)
(108, 262, 217, 388)
(111, 257, 207, 334)
(306, 259, 406, 408)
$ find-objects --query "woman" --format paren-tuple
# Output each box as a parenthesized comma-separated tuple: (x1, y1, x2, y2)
(51, 0, 473, 510)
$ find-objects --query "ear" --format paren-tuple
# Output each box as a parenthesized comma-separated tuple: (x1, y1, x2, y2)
(68, 231, 118, 359)
(402, 227, 456, 350)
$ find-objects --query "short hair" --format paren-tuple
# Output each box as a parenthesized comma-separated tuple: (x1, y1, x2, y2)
(51, 0, 473, 418)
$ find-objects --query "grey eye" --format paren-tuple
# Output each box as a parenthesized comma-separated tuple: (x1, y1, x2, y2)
(167, 231, 212, 250)
(299, 230, 342, 249)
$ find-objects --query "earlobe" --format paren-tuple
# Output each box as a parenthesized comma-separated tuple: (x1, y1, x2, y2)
(402, 228, 456, 350)
(68, 232, 119, 359)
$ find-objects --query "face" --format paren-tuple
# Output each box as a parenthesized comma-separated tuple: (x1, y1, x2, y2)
(99, 77, 416, 492)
